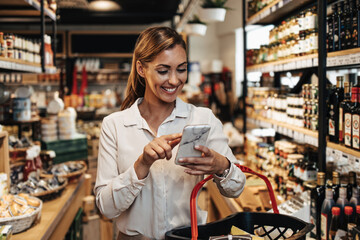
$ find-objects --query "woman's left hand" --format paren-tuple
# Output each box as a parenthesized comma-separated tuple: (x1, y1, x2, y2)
(177, 145, 230, 176)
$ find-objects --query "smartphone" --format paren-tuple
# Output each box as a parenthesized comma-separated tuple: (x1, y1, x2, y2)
(175, 124, 211, 165)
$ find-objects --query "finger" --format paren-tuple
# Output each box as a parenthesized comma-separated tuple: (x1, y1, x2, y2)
(157, 140, 173, 160)
(184, 168, 207, 176)
(164, 133, 182, 141)
(149, 141, 167, 159)
(194, 145, 211, 156)
(168, 137, 181, 149)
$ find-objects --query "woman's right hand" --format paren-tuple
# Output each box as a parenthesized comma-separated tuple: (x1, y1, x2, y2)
(135, 133, 181, 179)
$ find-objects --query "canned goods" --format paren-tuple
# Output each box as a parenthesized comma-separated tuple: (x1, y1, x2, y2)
(13, 109, 31, 121)
(12, 97, 31, 110)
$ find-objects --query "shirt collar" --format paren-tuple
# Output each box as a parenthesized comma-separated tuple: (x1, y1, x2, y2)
(123, 97, 189, 127)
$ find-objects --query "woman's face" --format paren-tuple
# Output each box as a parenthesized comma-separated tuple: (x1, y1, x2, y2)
(138, 44, 187, 105)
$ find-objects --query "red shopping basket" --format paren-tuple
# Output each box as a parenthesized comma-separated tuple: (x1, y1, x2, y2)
(165, 164, 314, 240)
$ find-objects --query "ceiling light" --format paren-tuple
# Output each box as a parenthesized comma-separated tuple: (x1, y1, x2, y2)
(89, 0, 121, 11)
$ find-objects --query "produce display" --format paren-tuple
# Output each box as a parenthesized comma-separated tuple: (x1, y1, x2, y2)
(9, 176, 67, 198)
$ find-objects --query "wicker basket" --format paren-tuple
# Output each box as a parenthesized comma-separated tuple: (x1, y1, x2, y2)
(0, 196, 43, 234)
(31, 177, 68, 201)
(41, 160, 87, 179)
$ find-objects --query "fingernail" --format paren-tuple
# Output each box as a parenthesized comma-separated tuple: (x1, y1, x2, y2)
(178, 158, 183, 162)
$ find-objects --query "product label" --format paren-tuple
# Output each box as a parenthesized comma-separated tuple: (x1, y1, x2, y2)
(345, 113, 352, 146)
(353, 114, 360, 149)
(310, 199, 317, 236)
(339, 107, 343, 141)
(329, 118, 335, 136)
(321, 213, 328, 240)
(310, 35, 318, 50)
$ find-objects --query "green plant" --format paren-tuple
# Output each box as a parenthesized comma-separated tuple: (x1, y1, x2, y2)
(187, 15, 207, 24)
(201, 0, 229, 9)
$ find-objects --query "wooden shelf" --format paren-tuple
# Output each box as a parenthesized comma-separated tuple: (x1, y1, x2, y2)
(246, 54, 317, 73)
(327, 142, 360, 158)
(246, 0, 315, 25)
(248, 114, 318, 146)
(0, 0, 56, 21)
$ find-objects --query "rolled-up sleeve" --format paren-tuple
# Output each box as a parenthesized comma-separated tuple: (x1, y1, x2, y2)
(94, 117, 146, 219)
(207, 112, 246, 198)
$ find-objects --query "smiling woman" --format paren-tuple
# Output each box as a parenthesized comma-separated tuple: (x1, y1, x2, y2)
(94, 26, 246, 240)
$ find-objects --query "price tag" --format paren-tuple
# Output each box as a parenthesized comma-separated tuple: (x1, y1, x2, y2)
(287, 129, 294, 138)
(313, 57, 318, 66)
(306, 58, 313, 67)
(334, 149, 342, 163)
(301, 60, 307, 68)
(348, 155, 356, 168)
(343, 56, 351, 65)
(326, 147, 332, 157)
(354, 158, 360, 169)
(341, 153, 349, 164)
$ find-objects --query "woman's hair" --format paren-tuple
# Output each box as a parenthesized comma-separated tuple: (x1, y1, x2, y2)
(120, 26, 187, 110)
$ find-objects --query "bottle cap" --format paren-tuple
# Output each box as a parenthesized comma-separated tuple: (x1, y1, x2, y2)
(332, 206, 341, 215)
(357, 205, 360, 214)
(345, 206, 353, 215)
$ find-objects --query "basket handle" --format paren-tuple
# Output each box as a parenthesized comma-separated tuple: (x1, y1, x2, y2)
(190, 164, 279, 240)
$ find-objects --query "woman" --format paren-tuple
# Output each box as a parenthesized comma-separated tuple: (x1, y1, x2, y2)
(94, 26, 246, 240)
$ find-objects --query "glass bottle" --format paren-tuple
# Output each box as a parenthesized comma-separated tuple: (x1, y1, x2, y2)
(340, 78, 351, 143)
(348, 171, 357, 200)
(350, 186, 359, 221)
(337, 187, 349, 230)
(334, 3, 341, 50)
(321, 188, 336, 240)
(332, 171, 341, 202)
(329, 206, 341, 240)
(311, 172, 326, 239)
(340, 1, 346, 50)
(329, 76, 344, 143)
(345, 0, 353, 49)
(345, 86, 359, 148)
(345, 206, 355, 239)
(351, 0, 359, 48)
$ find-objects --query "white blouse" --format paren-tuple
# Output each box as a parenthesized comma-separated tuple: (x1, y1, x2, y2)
(94, 97, 246, 239)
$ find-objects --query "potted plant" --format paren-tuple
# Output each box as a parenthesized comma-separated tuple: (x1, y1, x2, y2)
(199, 0, 229, 23)
(184, 15, 207, 36)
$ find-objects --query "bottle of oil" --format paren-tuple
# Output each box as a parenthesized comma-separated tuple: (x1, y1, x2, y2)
(311, 172, 326, 239)
(321, 188, 336, 240)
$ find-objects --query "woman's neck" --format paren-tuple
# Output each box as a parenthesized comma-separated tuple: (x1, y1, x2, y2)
(138, 97, 175, 135)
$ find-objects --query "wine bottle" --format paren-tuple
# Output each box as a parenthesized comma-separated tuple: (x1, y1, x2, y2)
(329, 76, 344, 143)
(321, 188, 336, 240)
(348, 171, 357, 200)
(329, 206, 341, 240)
(332, 171, 341, 202)
(311, 172, 326, 239)
(339, 78, 351, 143)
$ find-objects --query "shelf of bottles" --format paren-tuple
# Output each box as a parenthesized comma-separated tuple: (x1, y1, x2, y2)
(246, 0, 315, 25)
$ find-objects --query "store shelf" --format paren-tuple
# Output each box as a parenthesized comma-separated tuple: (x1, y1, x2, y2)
(0, 57, 57, 74)
(327, 48, 360, 68)
(246, 0, 315, 25)
(246, 54, 317, 73)
(0, 0, 56, 21)
(247, 114, 318, 146)
(327, 142, 360, 159)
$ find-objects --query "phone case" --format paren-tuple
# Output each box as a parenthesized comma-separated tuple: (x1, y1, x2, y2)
(175, 124, 211, 165)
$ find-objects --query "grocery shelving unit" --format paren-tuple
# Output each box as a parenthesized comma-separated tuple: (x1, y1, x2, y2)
(0, 0, 57, 73)
(243, 0, 360, 172)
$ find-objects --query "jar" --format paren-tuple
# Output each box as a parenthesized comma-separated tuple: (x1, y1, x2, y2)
(305, 30, 311, 54)
(311, 99, 318, 115)
(299, 30, 306, 56)
(311, 84, 318, 99)
(297, 11, 306, 32)
(309, 29, 318, 54)
(287, 154, 304, 180)
(310, 115, 318, 131)
(5, 34, 14, 50)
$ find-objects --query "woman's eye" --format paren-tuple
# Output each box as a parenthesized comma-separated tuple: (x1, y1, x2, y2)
(177, 68, 187, 73)
(157, 70, 168, 74)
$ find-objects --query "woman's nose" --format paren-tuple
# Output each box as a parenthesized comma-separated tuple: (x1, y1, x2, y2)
(169, 72, 179, 85)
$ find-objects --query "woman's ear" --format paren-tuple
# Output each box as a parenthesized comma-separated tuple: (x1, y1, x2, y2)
(136, 61, 145, 78)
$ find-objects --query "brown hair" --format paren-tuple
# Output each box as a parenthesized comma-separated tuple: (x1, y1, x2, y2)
(120, 26, 187, 110)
